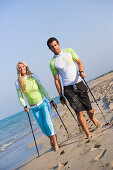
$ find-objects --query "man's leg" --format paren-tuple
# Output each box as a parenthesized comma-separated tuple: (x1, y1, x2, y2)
(77, 111, 91, 139)
(87, 109, 100, 127)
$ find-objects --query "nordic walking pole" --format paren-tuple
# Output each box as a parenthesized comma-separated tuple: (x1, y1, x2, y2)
(65, 103, 83, 133)
(27, 111, 40, 157)
(54, 107, 70, 137)
(83, 78, 109, 125)
(65, 103, 78, 124)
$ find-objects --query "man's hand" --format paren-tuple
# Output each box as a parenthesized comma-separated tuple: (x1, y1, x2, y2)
(50, 100, 57, 109)
(24, 106, 29, 112)
(79, 71, 86, 78)
(60, 96, 66, 105)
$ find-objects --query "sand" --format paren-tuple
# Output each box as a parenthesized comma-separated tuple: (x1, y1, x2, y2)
(15, 72, 113, 170)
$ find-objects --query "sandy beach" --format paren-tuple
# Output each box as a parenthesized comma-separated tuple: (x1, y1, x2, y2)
(16, 72, 113, 170)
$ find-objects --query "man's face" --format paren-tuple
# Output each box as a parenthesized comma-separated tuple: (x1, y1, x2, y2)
(49, 40, 61, 55)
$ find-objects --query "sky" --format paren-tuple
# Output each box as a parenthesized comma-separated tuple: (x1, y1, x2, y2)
(0, 0, 113, 120)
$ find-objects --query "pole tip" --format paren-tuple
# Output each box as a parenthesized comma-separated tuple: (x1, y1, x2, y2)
(105, 122, 110, 126)
(36, 155, 40, 159)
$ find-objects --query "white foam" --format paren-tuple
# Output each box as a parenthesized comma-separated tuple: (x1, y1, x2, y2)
(0, 142, 12, 152)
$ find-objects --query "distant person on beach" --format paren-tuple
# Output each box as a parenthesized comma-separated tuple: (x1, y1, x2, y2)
(15, 62, 59, 151)
(47, 37, 100, 139)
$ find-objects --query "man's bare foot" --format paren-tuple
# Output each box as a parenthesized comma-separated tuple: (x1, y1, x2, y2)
(95, 119, 100, 128)
(56, 149, 65, 156)
(87, 134, 92, 140)
(55, 147, 59, 152)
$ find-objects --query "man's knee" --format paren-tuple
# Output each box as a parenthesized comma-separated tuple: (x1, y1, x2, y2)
(77, 111, 83, 119)
(87, 109, 94, 118)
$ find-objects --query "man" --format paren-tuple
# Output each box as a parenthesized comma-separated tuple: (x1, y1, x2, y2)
(47, 37, 100, 139)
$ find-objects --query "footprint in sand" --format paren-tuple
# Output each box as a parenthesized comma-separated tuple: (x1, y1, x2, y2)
(80, 138, 93, 145)
(80, 144, 101, 156)
(58, 161, 68, 170)
(60, 125, 62, 129)
(57, 150, 65, 156)
(52, 161, 68, 170)
(93, 149, 107, 162)
(58, 143, 64, 148)
(90, 144, 101, 151)
(77, 139, 87, 146)
(106, 160, 113, 169)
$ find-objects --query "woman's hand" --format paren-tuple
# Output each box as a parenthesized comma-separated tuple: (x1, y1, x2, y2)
(24, 106, 29, 112)
(50, 101, 57, 109)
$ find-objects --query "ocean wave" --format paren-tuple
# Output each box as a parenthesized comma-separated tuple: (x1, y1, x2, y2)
(32, 120, 36, 124)
(0, 126, 41, 153)
(0, 142, 12, 152)
(0, 132, 31, 152)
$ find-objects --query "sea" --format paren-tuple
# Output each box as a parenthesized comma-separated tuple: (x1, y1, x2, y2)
(0, 96, 62, 170)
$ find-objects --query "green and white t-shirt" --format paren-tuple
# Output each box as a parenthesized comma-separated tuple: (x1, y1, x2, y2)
(50, 48, 82, 86)
(15, 74, 52, 107)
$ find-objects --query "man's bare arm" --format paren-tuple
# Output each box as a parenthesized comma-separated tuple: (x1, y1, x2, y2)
(53, 74, 63, 96)
(75, 58, 86, 78)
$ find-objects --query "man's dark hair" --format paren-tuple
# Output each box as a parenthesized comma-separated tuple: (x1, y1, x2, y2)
(47, 37, 59, 48)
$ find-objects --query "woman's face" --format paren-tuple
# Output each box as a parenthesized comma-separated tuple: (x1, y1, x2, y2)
(18, 63, 27, 76)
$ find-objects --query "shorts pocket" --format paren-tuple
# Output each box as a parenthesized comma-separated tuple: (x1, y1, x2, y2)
(76, 81, 87, 92)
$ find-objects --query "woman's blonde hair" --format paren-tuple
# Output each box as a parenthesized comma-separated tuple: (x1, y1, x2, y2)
(17, 62, 32, 92)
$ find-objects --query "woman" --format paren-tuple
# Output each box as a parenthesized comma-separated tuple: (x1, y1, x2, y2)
(15, 62, 59, 151)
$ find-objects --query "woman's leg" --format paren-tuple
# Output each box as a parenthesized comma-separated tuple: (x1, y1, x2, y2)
(41, 100, 56, 136)
(42, 100, 59, 150)
(48, 135, 59, 151)
(32, 108, 48, 136)
(48, 134, 57, 147)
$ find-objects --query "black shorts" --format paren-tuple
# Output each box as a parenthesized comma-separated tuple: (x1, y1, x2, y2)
(64, 81, 92, 115)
